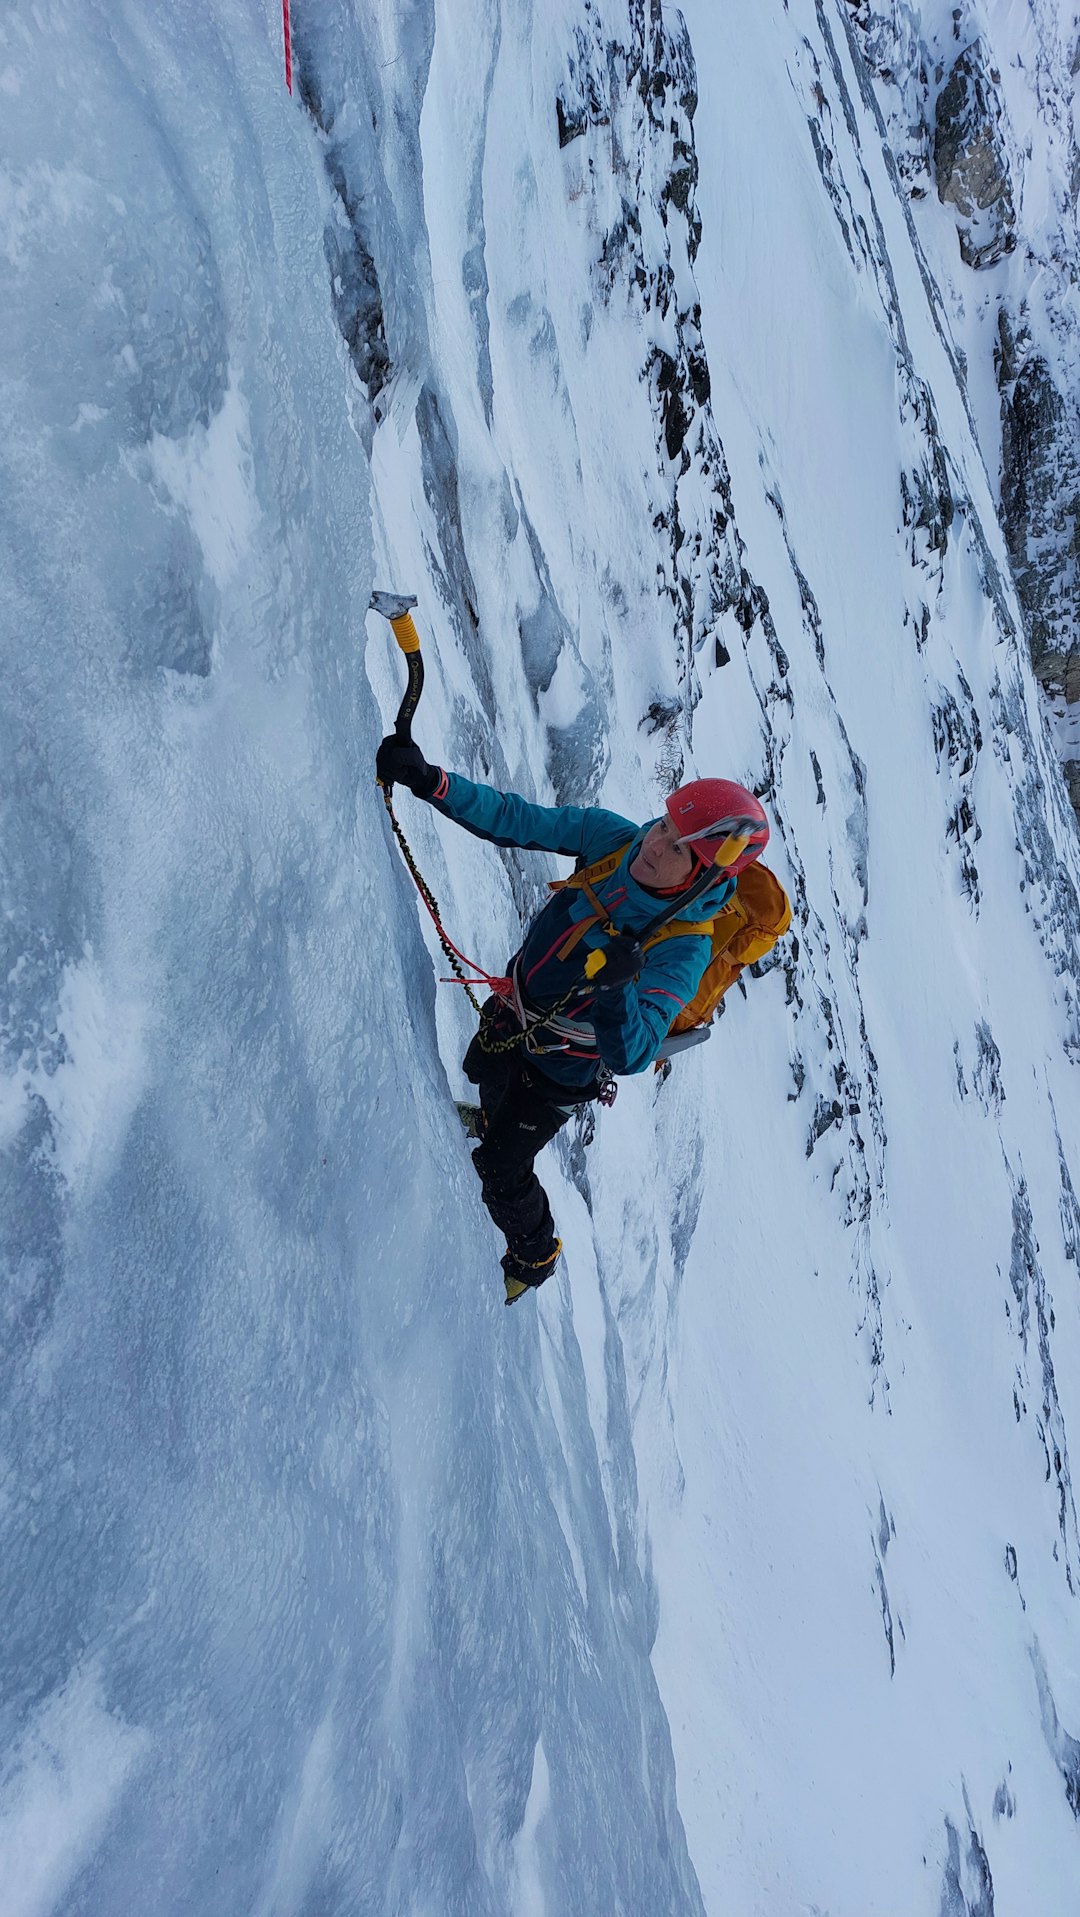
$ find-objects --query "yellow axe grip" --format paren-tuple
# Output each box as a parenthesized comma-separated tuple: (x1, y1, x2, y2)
(584, 949, 607, 979)
(712, 833, 750, 868)
(389, 612, 421, 654)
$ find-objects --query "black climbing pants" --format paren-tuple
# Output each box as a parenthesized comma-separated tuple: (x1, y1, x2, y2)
(462, 998, 597, 1261)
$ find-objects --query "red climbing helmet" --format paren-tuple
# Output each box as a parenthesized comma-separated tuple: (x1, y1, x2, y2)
(666, 778, 770, 875)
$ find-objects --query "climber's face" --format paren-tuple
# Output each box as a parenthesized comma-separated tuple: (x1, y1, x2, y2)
(629, 815, 696, 891)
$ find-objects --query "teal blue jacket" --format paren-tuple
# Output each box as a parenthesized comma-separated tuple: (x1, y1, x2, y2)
(430, 772, 735, 1088)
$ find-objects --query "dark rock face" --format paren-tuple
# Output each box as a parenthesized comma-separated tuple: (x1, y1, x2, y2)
(997, 313, 1080, 699)
(322, 156, 392, 409)
(934, 41, 1017, 267)
(996, 307, 1080, 804)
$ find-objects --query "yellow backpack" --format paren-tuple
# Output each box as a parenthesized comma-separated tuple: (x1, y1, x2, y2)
(551, 847, 792, 1037)
(664, 859, 792, 1034)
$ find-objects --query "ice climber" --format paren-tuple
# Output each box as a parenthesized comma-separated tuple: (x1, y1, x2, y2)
(376, 732, 775, 1305)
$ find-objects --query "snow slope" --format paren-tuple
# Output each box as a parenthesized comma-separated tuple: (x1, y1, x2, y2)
(2, 2, 1080, 1913)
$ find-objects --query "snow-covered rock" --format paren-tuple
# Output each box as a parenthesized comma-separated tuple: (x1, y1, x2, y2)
(934, 37, 1017, 267)
(851, 0, 1080, 812)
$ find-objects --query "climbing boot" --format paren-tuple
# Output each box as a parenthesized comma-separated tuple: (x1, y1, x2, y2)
(501, 1238, 563, 1305)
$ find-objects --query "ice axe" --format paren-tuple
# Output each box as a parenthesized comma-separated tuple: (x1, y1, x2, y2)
(580, 836, 749, 983)
(370, 593, 492, 1017)
(370, 590, 423, 741)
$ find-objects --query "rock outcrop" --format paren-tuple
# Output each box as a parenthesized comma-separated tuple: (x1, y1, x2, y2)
(933, 40, 1017, 268)
(996, 310, 1080, 810)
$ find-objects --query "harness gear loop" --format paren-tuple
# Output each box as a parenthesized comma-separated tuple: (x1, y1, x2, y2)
(474, 968, 585, 1057)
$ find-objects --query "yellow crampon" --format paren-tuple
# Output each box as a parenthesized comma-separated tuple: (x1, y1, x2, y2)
(503, 1238, 563, 1305)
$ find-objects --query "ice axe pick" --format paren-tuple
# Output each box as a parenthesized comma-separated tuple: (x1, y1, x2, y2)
(370, 590, 423, 742)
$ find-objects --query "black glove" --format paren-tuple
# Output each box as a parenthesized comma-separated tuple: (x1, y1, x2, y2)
(376, 735, 441, 798)
(590, 933, 644, 991)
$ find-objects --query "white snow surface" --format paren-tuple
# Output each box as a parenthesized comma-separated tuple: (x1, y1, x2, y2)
(3, 3, 1080, 1914)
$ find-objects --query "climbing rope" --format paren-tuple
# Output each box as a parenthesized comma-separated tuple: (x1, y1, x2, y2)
(378, 783, 492, 1016)
(378, 783, 588, 1056)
